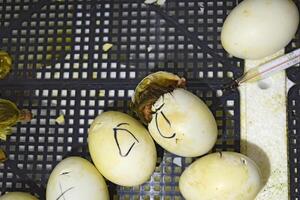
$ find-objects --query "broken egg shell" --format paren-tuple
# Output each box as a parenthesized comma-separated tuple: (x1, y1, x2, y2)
(148, 88, 218, 157)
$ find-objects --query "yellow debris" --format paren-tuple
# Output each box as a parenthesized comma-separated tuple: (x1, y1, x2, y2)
(102, 43, 113, 52)
(55, 114, 65, 125)
(0, 130, 8, 141)
(0, 149, 7, 162)
(99, 90, 105, 97)
(92, 72, 98, 79)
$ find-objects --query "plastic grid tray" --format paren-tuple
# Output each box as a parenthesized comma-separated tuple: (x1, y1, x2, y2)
(287, 1, 300, 199)
(0, 84, 240, 199)
(0, 0, 243, 83)
(0, 0, 242, 199)
(287, 32, 300, 83)
(288, 85, 300, 200)
(4, 0, 300, 199)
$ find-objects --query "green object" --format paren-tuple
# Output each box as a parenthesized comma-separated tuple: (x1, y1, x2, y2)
(0, 50, 12, 79)
(0, 99, 32, 140)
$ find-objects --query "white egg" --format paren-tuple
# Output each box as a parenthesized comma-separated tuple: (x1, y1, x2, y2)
(148, 88, 218, 157)
(179, 152, 263, 200)
(88, 111, 157, 186)
(0, 192, 38, 200)
(46, 157, 109, 200)
(221, 0, 299, 59)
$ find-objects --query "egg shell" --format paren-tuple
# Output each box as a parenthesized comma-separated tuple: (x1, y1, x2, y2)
(148, 88, 218, 157)
(88, 111, 157, 186)
(179, 152, 263, 200)
(0, 192, 38, 200)
(46, 157, 109, 200)
(221, 0, 299, 59)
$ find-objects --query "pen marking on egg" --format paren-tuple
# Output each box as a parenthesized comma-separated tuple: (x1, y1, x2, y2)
(58, 182, 66, 200)
(60, 171, 71, 176)
(116, 122, 129, 127)
(59, 182, 65, 200)
(155, 112, 176, 139)
(161, 112, 171, 126)
(154, 101, 176, 139)
(113, 123, 140, 157)
(57, 182, 74, 200)
(168, 91, 173, 96)
(155, 103, 165, 112)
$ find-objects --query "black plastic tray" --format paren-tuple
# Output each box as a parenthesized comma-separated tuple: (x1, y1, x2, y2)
(0, 0, 298, 199)
(0, 0, 242, 199)
(0, 83, 240, 199)
(288, 84, 300, 200)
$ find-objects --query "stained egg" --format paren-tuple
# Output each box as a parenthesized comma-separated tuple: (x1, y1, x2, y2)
(148, 88, 218, 157)
(221, 0, 299, 59)
(88, 111, 157, 186)
(0, 192, 38, 200)
(131, 72, 218, 157)
(46, 157, 109, 200)
(179, 152, 263, 200)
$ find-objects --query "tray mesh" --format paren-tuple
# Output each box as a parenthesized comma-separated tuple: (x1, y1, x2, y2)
(0, 84, 240, 199)
(287, 1, 300, 199)
(288, 85, 300, 200)
(0, 0, 243, 83)
(5, 0, 300, 199)
(0, 0, 242, 199)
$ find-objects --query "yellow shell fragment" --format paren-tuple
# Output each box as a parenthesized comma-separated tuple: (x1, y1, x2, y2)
(0, 51, 12, 80)
(0, 149, 7, 163)
(131, 71, 186, 124)
(99, 90, 105, 97)
(55, 114, 65, 125)
(102, 43, 113, 52)
(0, 129, 11, 141)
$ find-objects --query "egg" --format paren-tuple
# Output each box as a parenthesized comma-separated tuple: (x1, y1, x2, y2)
(88, 111, 157, 186)
(148, 88, 218, 157)
(130, 72, 218, 157)
(221, 0, 299, 59)
(0, 192, 38, 200)
(46, 157, 109, 200)
(179, 152, 263, 200)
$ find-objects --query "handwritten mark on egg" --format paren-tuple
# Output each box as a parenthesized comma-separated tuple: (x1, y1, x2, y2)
(57, 182, 74, 200)
(60, 171, 71, 176)
(113, 123, 140, 157)
(154, 102, 176, 139)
